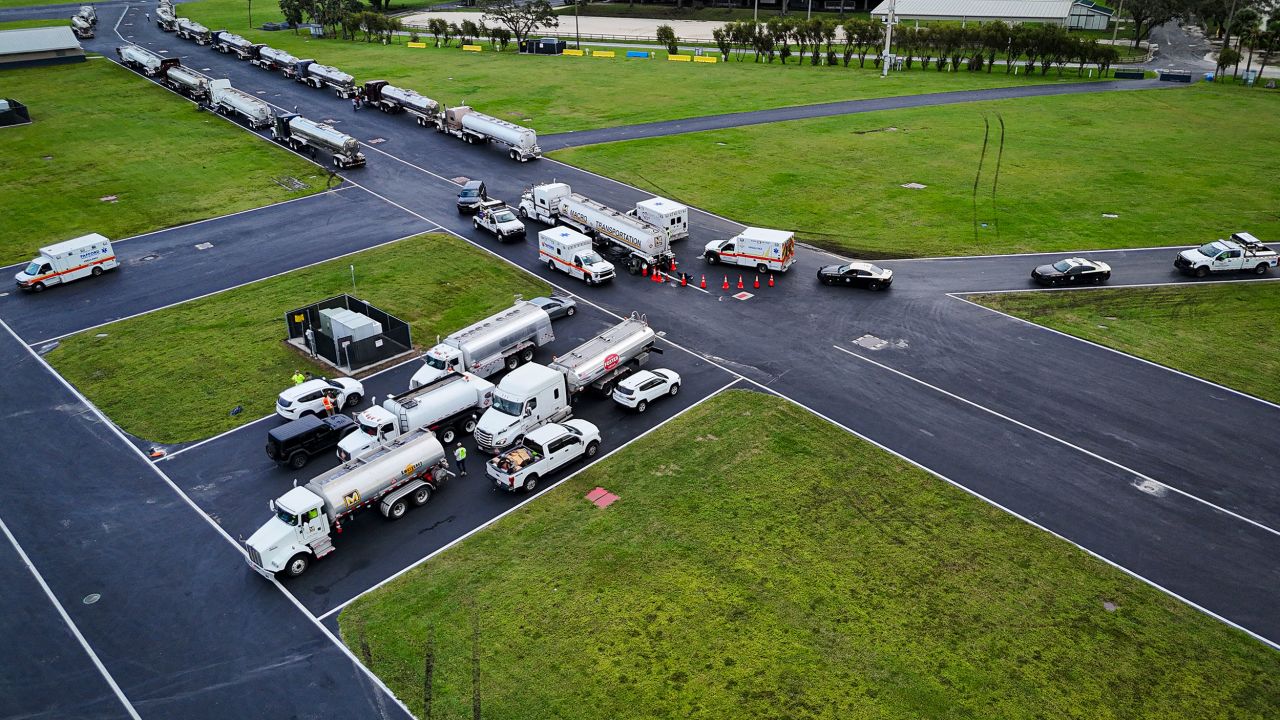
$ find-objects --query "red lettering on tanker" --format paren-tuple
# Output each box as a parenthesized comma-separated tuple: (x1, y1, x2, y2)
(603, 353, 619, 371)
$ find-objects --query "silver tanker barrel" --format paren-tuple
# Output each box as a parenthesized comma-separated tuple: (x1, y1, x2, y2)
(461, 111, 541, 162)
(255, 46, 300, 70)
(302, 63, 356, 97)
(305, 433, 446, 525)
(208, 79, 273, 128)
(384, 85, 440, 121)
(155, 4, 176, 30)
(164, 65, 210, 99)
(175, 18, 211, 44)
(77, 5, 96, 25)
(273, 113, 366, 169)
(211, 30, 257, 57)
(117, 45, 177, 76)
(71, 15, 94, 38)
(549, 315, 657, 394)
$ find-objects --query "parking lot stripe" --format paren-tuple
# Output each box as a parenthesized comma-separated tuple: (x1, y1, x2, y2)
(315, 376, 742, 622)
(831, 343, 1280, 540)
(0, 514, 143, 720)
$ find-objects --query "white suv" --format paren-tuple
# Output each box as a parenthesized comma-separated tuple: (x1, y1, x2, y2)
(276, 378, 364, 420)
(611, 369, 680, 413)
(488, 419, 600, 493)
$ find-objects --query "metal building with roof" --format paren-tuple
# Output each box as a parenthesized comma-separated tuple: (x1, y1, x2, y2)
(0, 26, 86, 69)
(871, 0, 1113, 28)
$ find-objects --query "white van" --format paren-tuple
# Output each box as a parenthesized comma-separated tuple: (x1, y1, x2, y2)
(704, 227, 796, 274)
(631, 197, 689, 241)
(15, 234, 119, 292)
(473, 363, 572, 453)
(537, 227, 615, 285)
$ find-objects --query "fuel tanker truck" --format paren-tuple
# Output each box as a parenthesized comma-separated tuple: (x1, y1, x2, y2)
(210, 30, 262, 59)
(116, 45, 179, 77)
(253, 46, 300, 72)
(436, 105, 541, 162)
(291, 60, 357, 98)
(474, 315, 658, 452)
(75, 5, 96, 26)
(71, 14, 94, 39)
(208, 79, 272, 128)
(163, 65, 210, 101)
(271, 113, 366, 169)
(245, 429, 452, 579)
(410, 300, 555, 388)
(519, 182, 674, 275)
(175, 17, 212, 44)
(362, 80, 441, 126)
(155, 3, 177, 31)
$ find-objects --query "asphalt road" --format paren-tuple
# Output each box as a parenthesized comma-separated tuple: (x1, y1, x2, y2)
(2, 7, 1278, 716)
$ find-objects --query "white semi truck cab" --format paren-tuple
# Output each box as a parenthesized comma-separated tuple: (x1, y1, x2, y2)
(474, 364, 573, 453)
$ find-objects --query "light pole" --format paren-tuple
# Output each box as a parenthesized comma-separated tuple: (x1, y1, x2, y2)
(754, 0, 758, 23)
(880, 0, 896, 78)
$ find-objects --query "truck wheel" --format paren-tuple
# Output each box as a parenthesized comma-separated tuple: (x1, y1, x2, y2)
(283, 554, 309, 578)
(547, 259, 557, 273)
(1255, 264, 1270, 275)
(585, 441, 599, 458)
(440, 427, 456, 444)
(91, 266, 103, 277)
(473, 219, 480, 230)
(505, 355, 520, 371)
(636, 399, 648, 413)
(289, 451, 309, 470)
(519, 207, 528, 219)
(520, 347, 534, 364)
(522, 474, 539, 492)
(387, 498, 408, 520)
(412, 486, 432, 506)
(31, 282, 45, 293)
(343, 392, 362, 409)
(509, 149, 518, 161)
(463, 418, 477, 433)
(1195, 266, 1209, 278)
(757, 263, 769, 274)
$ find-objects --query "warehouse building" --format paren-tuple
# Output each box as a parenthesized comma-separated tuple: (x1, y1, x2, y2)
(871, 0, 1114, 30)
(0, 26, 86, 69)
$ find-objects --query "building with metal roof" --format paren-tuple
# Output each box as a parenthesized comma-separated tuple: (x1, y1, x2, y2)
(0, 26, 86, 69)
(870, 0, 1113, 29)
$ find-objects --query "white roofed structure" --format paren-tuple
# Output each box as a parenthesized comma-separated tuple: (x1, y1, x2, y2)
(870, 0, 1100, 25)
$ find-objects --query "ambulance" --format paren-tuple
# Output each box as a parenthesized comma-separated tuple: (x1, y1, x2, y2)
(15, 234, 119, 292)
(703, 227, 796, 273)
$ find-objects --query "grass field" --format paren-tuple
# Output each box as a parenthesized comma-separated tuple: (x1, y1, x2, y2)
(339, 390, 1279, 720)
(552, 83, 1280, 258)
(0, 59, 324, 266)
(0, 0, 70, 8)
(970, 281, 1280, 404)
(0, 18, 70, 29)
(48, 234, 549, 443)
(182, 0, 1085, 133)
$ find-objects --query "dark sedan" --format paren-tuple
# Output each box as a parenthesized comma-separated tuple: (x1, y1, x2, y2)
(816, 262, 893, 290)
(1031, 257, 1112, 286)
(529, 295, 577, 320)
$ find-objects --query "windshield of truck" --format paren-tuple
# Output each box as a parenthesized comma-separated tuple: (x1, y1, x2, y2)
(1198, 242, 1223, 257)
(491, 393, 523, 417)
(580, 251, 604, 265)
(23, 262, 40, 276)
(494, 211, 517, 223)
(360, 418, 379, 436)
(424, 354, 448, 370)
(276, 508, 299, 526)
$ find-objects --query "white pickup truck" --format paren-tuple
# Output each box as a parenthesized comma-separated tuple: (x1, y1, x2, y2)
(473, 202, 527, 241)
(487, 420, 600, 492)
(1174, 233, 1277, 277)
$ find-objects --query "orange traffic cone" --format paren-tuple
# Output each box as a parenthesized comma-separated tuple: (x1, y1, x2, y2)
(737, 276, 744, 290)
(722, 276, 729, 290)
(768, 274, 775, 287)
(656, 270, 665, 283)
(700, 275, 707, 289)
(642, 265, 649, 277)
(680, 273, 687, 287)
(753, 275, 760, 289)
(669, 258, 677, 272)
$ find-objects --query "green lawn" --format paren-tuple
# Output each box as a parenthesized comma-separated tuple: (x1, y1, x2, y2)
(0, 18, 70, 29)
(970, 281, 1280, 404)
(551, 83, 1280, 258)
(182, 0, 1086, 134)
(340, 390, 1279, 720)
(48, 234, 549, 443)
(0, 59, 324, 266)
(0, 0, 72, 8)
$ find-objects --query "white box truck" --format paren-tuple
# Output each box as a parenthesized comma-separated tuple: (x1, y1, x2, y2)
(410, 300, 555, 388)
(474, 315, 658, 452)
(520, 183, 673, 274)
(537, 228, 617, 286)
(15, 234, 118, 292)
(704, 227, 796, 274)
(245, 429, 452, 579)
(630, 197, 689, 242)
(337, 371, 495, 461)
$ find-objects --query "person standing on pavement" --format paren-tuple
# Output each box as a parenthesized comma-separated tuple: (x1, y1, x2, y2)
(322, 393, 335, 417)
(453, 443, 467, 477)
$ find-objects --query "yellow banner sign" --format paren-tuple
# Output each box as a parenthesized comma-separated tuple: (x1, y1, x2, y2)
(407, 42, 426, 48)
(668, 54, 691, 62)
(462, 44, 483, 52)
(563, 48, 584, 56)
(694, 55, 718, 63)
(593, 50, 615, 58)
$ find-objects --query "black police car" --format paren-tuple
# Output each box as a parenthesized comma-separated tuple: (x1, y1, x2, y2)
(1031, 257, 1112, 286)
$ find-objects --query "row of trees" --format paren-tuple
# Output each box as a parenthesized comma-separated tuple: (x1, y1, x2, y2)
(421, 17, 514, 50)
(276, 0, 554, 46)
(708, 19, 1122, 75)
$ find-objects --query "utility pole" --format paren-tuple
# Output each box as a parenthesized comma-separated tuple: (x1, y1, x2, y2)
(754, 0, 758, 23)
(248, 0, 252, 29)
(807, 0, 812, 21)
(1219, 0, 1240, 81)
(575, 0, 581, 50)
(880, 0, 895, 77)
(1109, 0, 1124, 46)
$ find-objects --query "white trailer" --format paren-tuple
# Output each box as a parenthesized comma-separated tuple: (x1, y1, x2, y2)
(163, 65, 210, 101)
(337, 371, 495, 461)
(71, 15, 94, 39)
(210, 30, 262, 59)
(630, 197, 689, 242)
(208, 79, 272, 128)
(271, 113, 366, 168)
(537, 227, 616, 286)
(362, 80, 441, 126)
(294, 61, 357, 98)
(155, 4, 176, 31)
(436, 106, 541, 162)
(410, 300, 554, 388)
(14, 234, 119, 293)
(253, 46, 300, 72)
(175, 17, 211, 44)
(116, 45, 179, 77)
(520, 183, 673, 274)
(245, 430, 453, 578)
(704, 227, 797, 274)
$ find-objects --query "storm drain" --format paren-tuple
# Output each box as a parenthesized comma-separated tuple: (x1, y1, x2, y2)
(139, 254, 159, 262)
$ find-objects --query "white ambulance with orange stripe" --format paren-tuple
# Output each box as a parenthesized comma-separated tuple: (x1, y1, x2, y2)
(15, 234, 119, 292)
(704, 227, 796, 274)
(537, 227, 616, 286)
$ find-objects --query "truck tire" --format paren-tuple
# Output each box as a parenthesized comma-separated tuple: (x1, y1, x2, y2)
(509, 149, 518, 161)
(463, 417, 477, 433)
(520, 347, 534, 364)
(1195, 266, 1209, 278)
(91, 266, 103, 277)
(1255, 263, 1270, 275)
(506, 355, 519, 371)
(522, 474, 539, 492)
(706, 253, 720, 265)
(412, 486, 432, 506)
(386, 498, 408, 520)
(289, 451, 309, 470)
(283, 553, 309, 578)
(519, 207, 529, 219)
(628, 257, 642, 275)
(440, 426, 456, 444)
(585, 441, 599, 458)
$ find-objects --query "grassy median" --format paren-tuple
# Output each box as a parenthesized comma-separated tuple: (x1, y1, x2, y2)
(181, 0, 1086, 134)
(552, 83, 1280, 258)
(0, 59, 324, 265)
(970, 281, 1280, 404)
(48, 234, 549, 443)
(339, 390, 1278, 720)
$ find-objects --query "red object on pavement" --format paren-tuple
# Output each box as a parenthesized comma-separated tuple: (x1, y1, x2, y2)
(753, 275, 760, 289)
(722, 276, 729, 290)
(737, 276, 744, 290)
(768, 274, 775, 287)
(700, 274, 707, 289)
(642, 265, 649, 277)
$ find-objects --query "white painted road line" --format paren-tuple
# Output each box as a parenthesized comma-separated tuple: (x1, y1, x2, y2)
(831, 343, 1280, 539)
(0, 514, 144, 720)
(316, 376, 742, 621)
